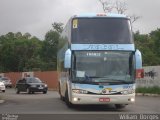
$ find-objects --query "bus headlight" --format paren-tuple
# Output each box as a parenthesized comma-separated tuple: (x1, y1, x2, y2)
(72, 89, 88, 94)
(73, 97, 78, 102)
(130, 98, 135, 102)
(128, 98, 135, 102)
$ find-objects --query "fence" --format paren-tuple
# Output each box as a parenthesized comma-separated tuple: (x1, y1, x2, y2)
(1, 71, 58, 90)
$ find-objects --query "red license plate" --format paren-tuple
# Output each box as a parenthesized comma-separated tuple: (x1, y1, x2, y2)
(99, 98, 110, 102)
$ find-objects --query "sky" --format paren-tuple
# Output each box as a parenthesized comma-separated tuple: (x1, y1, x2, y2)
(0, 0, 160, 39)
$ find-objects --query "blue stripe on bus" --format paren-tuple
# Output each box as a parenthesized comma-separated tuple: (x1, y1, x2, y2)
(71, 44, 135, 51)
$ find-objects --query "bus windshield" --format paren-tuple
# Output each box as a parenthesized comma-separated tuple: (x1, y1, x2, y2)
(72, 51, 135, 84)
(72, 18, 133, 44)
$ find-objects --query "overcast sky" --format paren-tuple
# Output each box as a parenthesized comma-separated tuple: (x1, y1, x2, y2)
(0, 0, 160, 39)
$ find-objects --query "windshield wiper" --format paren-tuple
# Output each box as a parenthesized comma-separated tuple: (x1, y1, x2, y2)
(72, 80, 98, 85)
(94, 78, 134, 84)
(113, 80, 134, 84)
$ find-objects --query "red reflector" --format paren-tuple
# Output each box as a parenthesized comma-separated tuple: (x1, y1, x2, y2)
(136, 69, 144, 78)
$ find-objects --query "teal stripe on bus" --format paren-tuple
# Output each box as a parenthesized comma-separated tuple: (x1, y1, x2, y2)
(71, 44, 135, 51)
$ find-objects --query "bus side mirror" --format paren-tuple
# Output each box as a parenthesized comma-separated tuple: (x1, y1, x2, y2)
(135, 49, 144, 78)
(64, 49, 71, 69)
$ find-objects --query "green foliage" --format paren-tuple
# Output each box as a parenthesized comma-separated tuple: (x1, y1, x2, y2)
(40, 22, 63, 71)
(0, 32, 43, 72)
(134, 29, 160, 66)
(52, 22, 63, 33)
(136, 86, 160, 94)
(0, 22, 63, 72)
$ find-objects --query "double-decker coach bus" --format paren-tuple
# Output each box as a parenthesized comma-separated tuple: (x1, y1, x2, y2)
(57, 13, 143, 108)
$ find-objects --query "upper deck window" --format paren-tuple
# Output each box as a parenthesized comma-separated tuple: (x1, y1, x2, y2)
(72, 18, 133, 44)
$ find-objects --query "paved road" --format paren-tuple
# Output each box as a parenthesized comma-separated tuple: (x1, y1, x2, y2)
(0, 89, 160, 119)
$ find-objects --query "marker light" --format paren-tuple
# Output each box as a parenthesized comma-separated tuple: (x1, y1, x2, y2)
(97, 13, 107, 16)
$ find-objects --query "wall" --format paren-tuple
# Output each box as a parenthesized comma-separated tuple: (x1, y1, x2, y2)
(34, 71, 58, 90)
(3, 71, 58, 89)
(136, 66, 160, 88)
(5, 72, 22, 87)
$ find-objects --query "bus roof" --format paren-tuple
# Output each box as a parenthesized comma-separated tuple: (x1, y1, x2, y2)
(72, 13, 128, 19)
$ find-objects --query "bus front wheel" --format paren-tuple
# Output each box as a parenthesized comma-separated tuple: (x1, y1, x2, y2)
(115, 104, 126, 109)
(65, 90, 73, 108)
(59, 83, 65, 101)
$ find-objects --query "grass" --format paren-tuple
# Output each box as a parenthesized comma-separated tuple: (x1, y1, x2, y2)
(136, 86, 160, 94)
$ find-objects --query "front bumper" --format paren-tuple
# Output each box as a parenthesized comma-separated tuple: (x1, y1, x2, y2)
(71, 93, 135, 105)
(29, 87, 48, 92)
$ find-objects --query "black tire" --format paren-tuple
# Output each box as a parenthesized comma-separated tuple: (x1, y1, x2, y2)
(59, 84, 65, 101)
(65, 90, 73, 108)
(2, 90, 5, 93)
(16, 88, 20, 94)
(115, 104, 126, 109)
(43, 91, 47, 94)
(60, 94, 65, 101)
(26, 88, 31, 94)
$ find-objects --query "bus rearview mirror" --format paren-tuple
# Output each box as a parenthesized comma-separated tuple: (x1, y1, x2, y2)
(135, 49, 142, 69)
(135, 49, 144, 78)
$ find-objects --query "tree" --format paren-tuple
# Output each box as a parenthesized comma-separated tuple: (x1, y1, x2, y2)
(0, 32, 43, 72)
(115, 0, 127, 14)
(99, 0, 140, 24)
(52, 22, 63, 33)
(134, 30, 160, 66)
(99, 0, 114, 13)
(40, 22, 63, 71)
(0, 24, 65, 72)
(150, 29, 160, 59)
(23, 33, 31, 39)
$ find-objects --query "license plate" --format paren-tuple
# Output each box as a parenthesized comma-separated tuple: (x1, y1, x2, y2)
(99, 98, 110, 102)
(39, 87, 43, 89)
